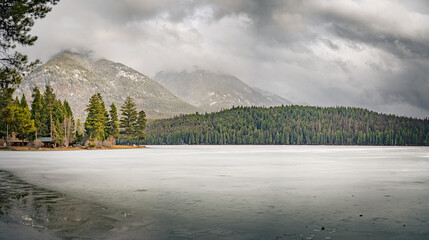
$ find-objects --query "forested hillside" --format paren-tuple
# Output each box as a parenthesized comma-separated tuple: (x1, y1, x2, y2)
(144, 106, 429, 145)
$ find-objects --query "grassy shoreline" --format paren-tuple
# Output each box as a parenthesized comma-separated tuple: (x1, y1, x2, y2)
(0, 145, 146, 151)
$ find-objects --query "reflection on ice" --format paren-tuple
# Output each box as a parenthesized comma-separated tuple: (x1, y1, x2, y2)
(0, 146, 428, 239)
(0, 170, 125, 239)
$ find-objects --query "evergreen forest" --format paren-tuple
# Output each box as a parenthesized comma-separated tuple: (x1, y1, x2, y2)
(0, 85, 146, 147)
(144, 106, 429, 146)
(0, 86, 76, 146)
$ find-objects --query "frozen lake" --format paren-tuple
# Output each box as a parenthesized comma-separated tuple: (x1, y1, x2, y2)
(0, 146, 429, 239)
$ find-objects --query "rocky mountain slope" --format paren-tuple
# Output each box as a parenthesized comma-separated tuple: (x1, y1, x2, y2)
(253, 87, 292, 107)
(16, 51, 200, 119)
(154, 68, 291, 112)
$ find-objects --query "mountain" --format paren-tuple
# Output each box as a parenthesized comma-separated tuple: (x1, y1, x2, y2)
(144, 105, 429, 145)
(253, 87, 291, 106)
(154, 68, 291, 112)
(15, 51, 200, 119)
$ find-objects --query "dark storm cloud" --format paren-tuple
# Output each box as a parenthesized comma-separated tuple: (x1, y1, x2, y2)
(87, 0, 311, 42)
(20, 0, 429, 118)
(92, 0, 190, 23)
(380, 60, 429, 110)
(304, 1, 429, 113)
(314, 5, 429, 60)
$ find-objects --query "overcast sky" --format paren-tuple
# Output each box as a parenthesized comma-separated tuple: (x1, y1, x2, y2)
(20, 0, 429, 118)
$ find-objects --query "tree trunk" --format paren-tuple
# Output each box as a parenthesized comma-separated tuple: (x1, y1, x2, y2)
(6, 124, 9, 147)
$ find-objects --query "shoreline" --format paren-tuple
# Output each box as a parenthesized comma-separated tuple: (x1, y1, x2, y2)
(1, 145, 425, 151)
(0, 145, 146, 151)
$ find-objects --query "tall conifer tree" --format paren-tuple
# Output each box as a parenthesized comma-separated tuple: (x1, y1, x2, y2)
(109, 103, 120, 139)
(63, 100, 75, 145)
(20, 94, 28, 109)
(98, 93, 109, 138)
(85, 93, 108, 141)
(42, 85, 56, 137)
(31, 87, 43, 140)
(8, 98, 35, 141)
(75, 119, 84, 143)
(120, 96, 138, 145)
(135, 110, 147, 145)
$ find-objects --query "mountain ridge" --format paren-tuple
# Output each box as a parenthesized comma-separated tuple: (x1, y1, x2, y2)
(154, 68, 291, 112)
(15, 51, 200, 120)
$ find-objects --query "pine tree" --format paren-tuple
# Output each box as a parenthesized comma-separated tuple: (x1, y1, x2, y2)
(64, 100, 74, 121)
(5, 101, 35, 142)
(99, 95, 109, 139)
(15, 94, 35, 141)
(51, 99, 65, 146)
(120, 96, 138, 145)
(84, 93, 108, 141)
(108, 103, 120, 139)
(52, 119, 63, 147)
(2, 104, 16, 142)
(75, 119, 84, 143)
(31, 86, 43, 140)
(20, 94, 28, 109)
(135, 110, 147, 145)
(41, 85, 56, 137)
(0, 0, 59, 139)
(84, 94, 98, 140)
(63, 100, 75, 146)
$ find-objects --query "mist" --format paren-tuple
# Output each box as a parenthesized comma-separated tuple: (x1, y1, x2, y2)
(18, 0, 429, 118)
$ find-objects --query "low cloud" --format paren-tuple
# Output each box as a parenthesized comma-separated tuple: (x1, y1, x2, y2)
(19, 0, 429, 118)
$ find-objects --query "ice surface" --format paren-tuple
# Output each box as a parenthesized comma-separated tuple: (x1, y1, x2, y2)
(0, 146, 429, 239)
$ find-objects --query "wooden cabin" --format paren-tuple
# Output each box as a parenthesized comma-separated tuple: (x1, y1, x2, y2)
(37, 137, 54, 148)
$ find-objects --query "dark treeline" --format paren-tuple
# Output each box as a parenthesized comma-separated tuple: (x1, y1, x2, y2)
(144, 106, 429, 146)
